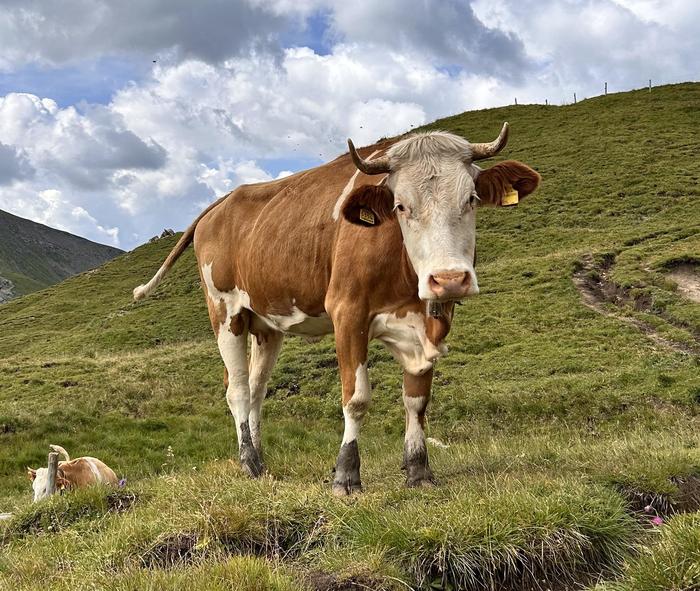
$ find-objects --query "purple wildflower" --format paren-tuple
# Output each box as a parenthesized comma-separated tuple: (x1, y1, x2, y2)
(118, 478, 127, 488)
(651, 516, 664, 526)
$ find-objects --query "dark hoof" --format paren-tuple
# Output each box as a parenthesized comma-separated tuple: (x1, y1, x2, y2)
(406, 474, 436, 488)
(238, 421, 264, 478)
(404, 446, 435, 488)
(240, 441, 264, 478)
(332, 440, 361, 496)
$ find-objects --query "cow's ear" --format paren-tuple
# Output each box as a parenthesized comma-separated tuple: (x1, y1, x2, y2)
(342, 184, 394, 227)
(475, 160, 540, 207)
(56, 476, 70, 490)
(27, 467, 37, 481)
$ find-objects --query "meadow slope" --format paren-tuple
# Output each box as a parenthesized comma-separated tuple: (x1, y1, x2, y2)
(1, 83, 699, 590)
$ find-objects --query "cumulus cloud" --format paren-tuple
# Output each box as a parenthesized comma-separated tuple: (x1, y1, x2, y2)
(327, 0, 531, 82)
(0, 142, 34, 185)
(0, 0, 304, 70)
(472, 0, 700, 100)
(0, 0, 698, 248)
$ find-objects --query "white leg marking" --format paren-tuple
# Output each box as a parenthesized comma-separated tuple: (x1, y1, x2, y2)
(220, 325, 250, 442)
(342, 363, 371, 444)
(403, 393, 427, 456)
(201, 261, 253, 444)
(248, 332, 284, 451)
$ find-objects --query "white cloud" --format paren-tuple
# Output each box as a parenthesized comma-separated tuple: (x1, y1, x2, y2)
(0, 141, 34, 185)
(472, 0, 700, 100)
(0, 1, 698, 249)
(0, 0, 299, 70)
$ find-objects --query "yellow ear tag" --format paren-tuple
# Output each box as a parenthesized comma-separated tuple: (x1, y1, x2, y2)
(359, 208, 375, 225)
(502, 187, 519, 206)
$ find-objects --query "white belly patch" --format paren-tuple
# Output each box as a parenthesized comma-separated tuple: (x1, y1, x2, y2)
(202, 264, 333, 338)
(261, 308, 334, 336)
(370, 311, 447, 375)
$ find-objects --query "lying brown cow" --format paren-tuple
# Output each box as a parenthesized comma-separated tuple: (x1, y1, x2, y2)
(27, 445, 118, 501)
(134, 124, 540, 494)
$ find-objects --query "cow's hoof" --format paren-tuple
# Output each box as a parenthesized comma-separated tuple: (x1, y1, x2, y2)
(240, 447, 265, 478)
(404, 459, 435, 488)
(332, 481, 363, 497)
(332, 440, 361, 496)
(405, 476, 436, 488)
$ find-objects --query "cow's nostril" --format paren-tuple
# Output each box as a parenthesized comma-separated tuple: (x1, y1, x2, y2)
(429, 271, 470, 297)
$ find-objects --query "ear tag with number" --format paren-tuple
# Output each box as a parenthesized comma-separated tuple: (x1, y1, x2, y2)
(502, 187, 519, 206)
(359, 208, 375, 225)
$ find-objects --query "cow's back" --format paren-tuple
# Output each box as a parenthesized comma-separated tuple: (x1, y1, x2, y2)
(194, 141, 396, 317)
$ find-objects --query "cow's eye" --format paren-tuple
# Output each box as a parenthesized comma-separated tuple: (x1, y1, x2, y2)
(394, 202, 406, 213)
(468, 192, 480, 207)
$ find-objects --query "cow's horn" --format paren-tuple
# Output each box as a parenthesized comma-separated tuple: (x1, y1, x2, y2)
(347, 139, 391, 175)
(470, 122, 509, 161)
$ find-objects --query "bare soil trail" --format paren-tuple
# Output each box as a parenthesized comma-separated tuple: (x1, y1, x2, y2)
(573, 255, 699, 356)
(667, 263, 700, 304)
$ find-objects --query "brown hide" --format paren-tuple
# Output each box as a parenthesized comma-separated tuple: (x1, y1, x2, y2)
(58, 458, 118, 490)
(194, 138, 401, 320)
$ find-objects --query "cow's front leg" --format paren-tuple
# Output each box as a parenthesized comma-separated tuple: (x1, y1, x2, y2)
(218, 313, 263, 478)
(403, 369, 435, 487)
(331, 314, 371, 496)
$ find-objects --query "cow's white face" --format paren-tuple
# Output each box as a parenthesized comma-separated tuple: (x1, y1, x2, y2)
(30, 467, 50, 501)
(387, 159, 479, 301)
(346, 127, 520, 301)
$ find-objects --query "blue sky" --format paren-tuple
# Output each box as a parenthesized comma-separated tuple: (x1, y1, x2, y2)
(0, 0, 698, 249)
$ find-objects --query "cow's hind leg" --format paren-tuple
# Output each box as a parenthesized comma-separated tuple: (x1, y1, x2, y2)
(216, 309, 264, 478)
(248, 331, 284, 458)
(403, 369, 435, 487)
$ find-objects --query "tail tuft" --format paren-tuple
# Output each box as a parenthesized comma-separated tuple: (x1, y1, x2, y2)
(133, 284, 150, 301)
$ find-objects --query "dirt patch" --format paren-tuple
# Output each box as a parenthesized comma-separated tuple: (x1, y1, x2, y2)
(618, 475, 700, 519)
(139, 532, 201, 569)
(106, 490, 139, 513)
(573, 255, 698, 355)
(307, 572, 383, 591)
(666, 263, 700, 304)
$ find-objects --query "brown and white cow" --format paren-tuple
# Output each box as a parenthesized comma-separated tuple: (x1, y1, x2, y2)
(27, 445, 118, 501)
(134, 124, 540, 494)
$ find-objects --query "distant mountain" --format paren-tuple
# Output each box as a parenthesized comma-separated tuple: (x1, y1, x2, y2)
(0, 208, 123, 303)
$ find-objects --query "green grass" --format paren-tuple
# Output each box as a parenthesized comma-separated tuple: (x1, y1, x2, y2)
(597, 513, 700, 591)
(1, 82, 699, 590)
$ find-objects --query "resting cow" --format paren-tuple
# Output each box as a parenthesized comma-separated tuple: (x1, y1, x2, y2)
(134, 124, 540, 495)
(27, 445, 118, 501)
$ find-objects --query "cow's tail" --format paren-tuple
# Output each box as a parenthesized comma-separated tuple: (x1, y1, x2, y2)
(49, 444, 70, 462)
(133, 194, 230, 301)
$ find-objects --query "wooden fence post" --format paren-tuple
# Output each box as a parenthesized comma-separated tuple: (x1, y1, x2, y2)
(648, 79, 652, 92)
(46, 451, 59, 497)
(604, 82, 607, 95)
(574, 92, 577, 104)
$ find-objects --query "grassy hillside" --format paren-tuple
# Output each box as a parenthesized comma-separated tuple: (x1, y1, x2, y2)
(1, 83, 699, 590)
(0, 208, 123, 302)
